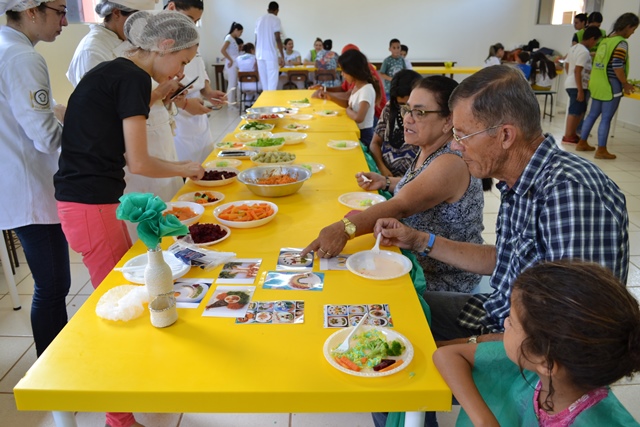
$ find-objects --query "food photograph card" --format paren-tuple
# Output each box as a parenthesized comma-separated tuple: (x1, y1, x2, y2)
(236, 300, 305, 324)
(276, 248, 314, 271)
(202, 285, 255, 318)
(172, 278, 212, 308)
(216, 259, 262, 284)
(262, 271, 325, 291)
(324, 304, 394, 328)
(319, 254, 351, 271)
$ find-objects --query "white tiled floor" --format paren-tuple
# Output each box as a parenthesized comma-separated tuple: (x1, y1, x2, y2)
(1, 105, 639, 426)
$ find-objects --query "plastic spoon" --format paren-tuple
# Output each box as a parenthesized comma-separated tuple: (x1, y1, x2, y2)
(362, 234, 381, 271)
(335, 312, 369, 353)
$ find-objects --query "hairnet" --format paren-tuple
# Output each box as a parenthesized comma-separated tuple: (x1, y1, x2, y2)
(1, 0, 54, 13)
(124, 10, 199, 53)
(94, 0, 157, 18)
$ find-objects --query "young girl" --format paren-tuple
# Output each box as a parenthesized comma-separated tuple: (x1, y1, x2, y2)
(283, 37, 301, 65)
(338, 49, 381, 147)
(530, 51, 557, 90)
(484, 43, 504, 67)
(369, 69, 422, 177)
(220, 21, 243, 99)
(434, 260, 640, 427)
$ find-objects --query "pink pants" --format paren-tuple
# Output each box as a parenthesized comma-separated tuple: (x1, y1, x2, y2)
(57, 201, 132, 288)
(57, 202, 136, 427)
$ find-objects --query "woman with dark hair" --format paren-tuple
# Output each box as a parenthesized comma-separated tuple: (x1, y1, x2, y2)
(337, 49, 381, 146)
(221, 21, 243, 100)
(577, 12, 639, 159)
(529, 51, 557, 90)
(315, 38, 339, 87)
(484, 42, 504, 67)
(283, 37, 301, 65)
(369, 69, 422, 176)
(303, 76, 484, 294)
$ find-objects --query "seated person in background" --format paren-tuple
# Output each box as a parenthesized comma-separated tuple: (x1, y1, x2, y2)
(237, 43, 262, 100)
(315, 39, 340, 87)
(303, 37, 323, 65)
(283, 38, 301, 65)
(374, 65, 629, 345)
(303, 76, 485, 294)
(369, 69, 422, 177)
(311, 44, 387, 124)
(400, 44, 413, 69)
(530, 51, 557, 90)
(514, 51, 531, 79)
(483, 43, 504, 67)
(434, 260, 640, 427)
(379, 38, 406, 98)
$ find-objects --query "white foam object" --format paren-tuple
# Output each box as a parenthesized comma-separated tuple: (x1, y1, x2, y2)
(96, 285, 150, 322)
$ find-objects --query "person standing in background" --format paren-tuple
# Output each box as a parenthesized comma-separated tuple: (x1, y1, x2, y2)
(255, 1, 284, 90)
(379, 38, 405, 99)
(220, 21, 243, 103)
(571, 12, 588, 45)
(0, 0, 71, 358)
(400, 44, 413, 69)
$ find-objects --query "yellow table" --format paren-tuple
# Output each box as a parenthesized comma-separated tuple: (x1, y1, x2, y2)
(238, 90, 360, 135)
(280, 65, 317, 72)
(412, 66, 481, 77)
(14, 99, 450, 427)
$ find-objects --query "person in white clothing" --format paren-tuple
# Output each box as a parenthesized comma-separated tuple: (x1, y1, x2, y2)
(166, 0, 226, 164)
(483, 42, 504, 67)
(237, 42, 262, 100)
(0, 0, 70, 359)
(255, 1, 284, 90)
(220, 21, 243, 102)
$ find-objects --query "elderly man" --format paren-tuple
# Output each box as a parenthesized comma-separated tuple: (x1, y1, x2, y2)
(255, 1, 284, 91)
(375, 65, 629, 344)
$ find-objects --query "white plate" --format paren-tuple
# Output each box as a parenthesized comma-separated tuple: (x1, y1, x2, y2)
(239, 122, 275, 131)
(163, 201, 204, 226)
(215, 141, 245, 150)
(175, 283, 209, 302)
(173, 224, 231, 247)
(316, 110, 338, 117)
(338, 192, 386, 210)
(328, 140, 359, 150)
(282, 108, 299, 116)
(213, 200, 278, 229)
(289, 102, 311, 108)
(346, 250, 412, 281)
(190, 167, 239, 187)
(121, 251, 190, 284)
(283, 123, 310, 131)
(205, 159, 242, 169)
(300, 163, 325, 174)
(291, 114, 313, 121)
(271, 132, 307, 145)
(234, 131, 273, 143)
(323, 325, 414, 377)
(177, 191, 225, 207)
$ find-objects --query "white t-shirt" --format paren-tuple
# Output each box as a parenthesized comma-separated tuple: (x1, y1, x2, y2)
(255, 13, 281, 61)
(484, 56, 501, 67)
(237, 53, 257, 72)
(349, 83, 376, 129)
(67, 24, 123, 87)
(564, 43, 591, 90)
(284, 50, 301, 64)
(223, 34, 240, 61)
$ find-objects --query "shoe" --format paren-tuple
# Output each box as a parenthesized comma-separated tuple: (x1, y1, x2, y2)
(562, 135, 579, 144)
(575, 139, 596, 151)
(594, 147, 616, 159)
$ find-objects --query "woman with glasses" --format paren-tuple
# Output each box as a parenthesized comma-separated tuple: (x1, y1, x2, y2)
(0, 0, 70, 358)
(302, 76, 484, 293)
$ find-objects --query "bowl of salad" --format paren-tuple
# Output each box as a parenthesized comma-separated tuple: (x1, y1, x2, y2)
(244, 137, 286, 152)
(239, 121, 275, 131)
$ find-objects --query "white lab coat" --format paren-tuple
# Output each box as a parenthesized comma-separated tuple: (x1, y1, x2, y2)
(66, 24, 122, 87)
(0, 26, 63, 229)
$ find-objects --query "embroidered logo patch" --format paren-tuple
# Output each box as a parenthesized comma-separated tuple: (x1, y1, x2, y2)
(31, 89, 50, 109)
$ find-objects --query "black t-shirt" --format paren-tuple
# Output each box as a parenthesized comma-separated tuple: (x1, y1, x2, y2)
(54, 57, 151, 204)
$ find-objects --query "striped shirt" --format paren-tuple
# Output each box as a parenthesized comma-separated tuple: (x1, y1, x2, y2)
(458, 135, 629, 333)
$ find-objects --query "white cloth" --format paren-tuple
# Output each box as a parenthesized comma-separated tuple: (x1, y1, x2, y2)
(257, 58, 279, 91)
(66, 24, 123, 87)
(349, 83, 376, 130)
(237, 53, 262, 92)
(284, 49, 300, 64)
(0, 26, 62, 228)
(484, 56, 501, 67)
(223, 34, 239, 100)
(223, 33, 240, 61)
(173, 55, 213, 164)
(254, 12, 281, 60)
(534, 72, 553, 89)
(564, 43, 591, 90)
(404, 58, 413, 70)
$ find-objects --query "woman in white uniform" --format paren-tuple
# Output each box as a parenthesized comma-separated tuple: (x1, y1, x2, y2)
(220, 21, 243, 102)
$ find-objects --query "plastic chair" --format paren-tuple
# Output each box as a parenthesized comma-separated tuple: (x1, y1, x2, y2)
(238, 71, 261, 113)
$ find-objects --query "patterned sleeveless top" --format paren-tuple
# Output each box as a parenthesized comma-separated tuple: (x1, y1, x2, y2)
(395, 141, 484, 292)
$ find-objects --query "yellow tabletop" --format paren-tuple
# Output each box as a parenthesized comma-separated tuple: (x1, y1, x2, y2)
(625, 92, 640, 101)
(280, 65, 317, 72)
(15, 101, 450, 421)
(238, 90, 360, 135)
(412, 66, 481, 75)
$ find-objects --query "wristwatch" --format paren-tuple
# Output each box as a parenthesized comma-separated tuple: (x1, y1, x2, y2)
(467, 335, 478, 344)
(341, 218, 356, 240)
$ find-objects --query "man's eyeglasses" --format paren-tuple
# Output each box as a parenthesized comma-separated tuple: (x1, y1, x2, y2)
(452, 124, 503, 145)
(44, 5, 68, 18)
(400, 105, 443, 120)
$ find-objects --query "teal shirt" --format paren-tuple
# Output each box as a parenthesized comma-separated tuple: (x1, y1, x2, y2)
(380, 56, 405, 93)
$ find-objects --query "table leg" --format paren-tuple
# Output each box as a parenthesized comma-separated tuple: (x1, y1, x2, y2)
(0, 232, 21, 310)
(52, 411, 77, 427)
(404, 411, 426, 427)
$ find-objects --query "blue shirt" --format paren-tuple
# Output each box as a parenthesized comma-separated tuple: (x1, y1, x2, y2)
(458, 135, 629, 332)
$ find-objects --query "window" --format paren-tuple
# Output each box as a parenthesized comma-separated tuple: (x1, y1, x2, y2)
(537, 0, 603, 25)
(65, 0, 112, 24)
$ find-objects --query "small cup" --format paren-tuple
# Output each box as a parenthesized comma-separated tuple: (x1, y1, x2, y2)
(149, 294, 178, 328)
(444, 61, 453, 68)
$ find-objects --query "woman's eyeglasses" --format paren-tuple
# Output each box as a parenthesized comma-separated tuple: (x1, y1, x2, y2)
(400, 105, 443, 120)
(44, 5, 68, 19)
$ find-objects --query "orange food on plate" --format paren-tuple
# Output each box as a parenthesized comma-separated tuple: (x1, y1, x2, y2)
(164, 206, 197, 221)
(218, 203, 274, 222)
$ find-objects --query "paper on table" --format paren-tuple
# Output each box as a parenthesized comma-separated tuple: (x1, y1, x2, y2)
(202, 285, 255, 317)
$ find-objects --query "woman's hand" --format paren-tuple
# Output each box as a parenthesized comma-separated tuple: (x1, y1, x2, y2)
(207, 89, 227, 107)
(182, 162, 205, 181)
(301, 221, 349, 259)
(311, 88, 329, 99)
(355, 171, 383, 190)
(623, 82, 635, 95)
(374, 218, 422, 250)
(156, 78, 183, 103)
(183, 99, 212, 116)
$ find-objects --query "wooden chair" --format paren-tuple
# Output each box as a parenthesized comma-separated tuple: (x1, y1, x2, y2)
(315, 69, 337, 87)
(283, 70, 310, 90)
(238, 71, 261, 113)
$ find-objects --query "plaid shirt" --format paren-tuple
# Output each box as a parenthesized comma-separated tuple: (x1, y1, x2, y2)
(458, 135, 629, 333)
